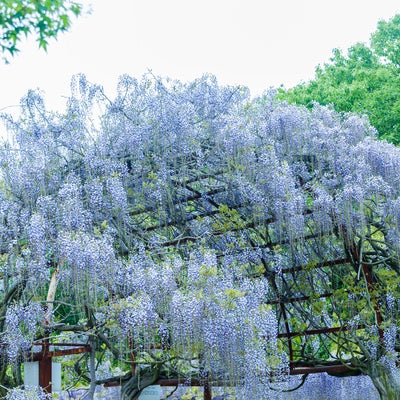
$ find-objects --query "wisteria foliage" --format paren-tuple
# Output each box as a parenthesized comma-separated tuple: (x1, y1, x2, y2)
(0, 73, 400, 398)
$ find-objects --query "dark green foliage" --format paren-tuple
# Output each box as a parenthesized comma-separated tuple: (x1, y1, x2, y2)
(278, 15, 400, 145)
(0, 0, 82, 60)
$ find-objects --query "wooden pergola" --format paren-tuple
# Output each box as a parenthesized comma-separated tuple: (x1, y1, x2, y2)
(102, 163, 384, 399)
(1, 142, 389, 398)
(30, 340, 91, 394)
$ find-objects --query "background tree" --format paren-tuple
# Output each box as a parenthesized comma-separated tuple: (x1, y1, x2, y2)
(1, 75, 400, 399)
(278, 14, 400, 145)
(371, 14, 400, 66)
(0, 0, 82, 60)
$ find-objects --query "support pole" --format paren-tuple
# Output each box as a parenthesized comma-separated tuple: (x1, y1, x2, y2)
(204, 380, 212, 400)
(38, 340, 52, 394)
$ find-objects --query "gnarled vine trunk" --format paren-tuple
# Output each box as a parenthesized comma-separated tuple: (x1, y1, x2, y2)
(368, 364, 400, 400)
(120, 367, 161, 400)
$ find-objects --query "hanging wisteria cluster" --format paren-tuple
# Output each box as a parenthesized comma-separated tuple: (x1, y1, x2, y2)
(6, 386, 49, 400)
(0, 73, 400, 399)
(2, 303, 43, 363)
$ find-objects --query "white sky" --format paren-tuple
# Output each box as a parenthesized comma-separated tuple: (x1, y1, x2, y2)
(0, 0, 399, 114)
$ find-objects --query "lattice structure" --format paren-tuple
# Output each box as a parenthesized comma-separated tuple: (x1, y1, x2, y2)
(106, 160, 388, 399)
(126, 165, 385, 378)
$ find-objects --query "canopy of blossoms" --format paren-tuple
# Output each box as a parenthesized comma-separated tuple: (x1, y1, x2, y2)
(0, 74, 399, 399)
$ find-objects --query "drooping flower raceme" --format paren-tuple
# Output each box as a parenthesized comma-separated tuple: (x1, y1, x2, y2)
(3, 303, 43, 363)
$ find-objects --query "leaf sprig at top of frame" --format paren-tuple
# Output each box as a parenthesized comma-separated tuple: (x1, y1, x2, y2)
(0, 0, 82, 60)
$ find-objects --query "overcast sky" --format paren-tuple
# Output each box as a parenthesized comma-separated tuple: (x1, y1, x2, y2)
(0, 0, 399, 114)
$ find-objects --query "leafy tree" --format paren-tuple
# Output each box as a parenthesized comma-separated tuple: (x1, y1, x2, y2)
(371, 14, 400, 66)
(0, 0, 82, 59)
(278, 14, 400, 145)
(1, 75, 400, 399)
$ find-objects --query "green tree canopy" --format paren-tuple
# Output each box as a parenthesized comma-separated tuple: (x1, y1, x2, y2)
(371, 14, 400, 66)
(0, 0, 82, 59)
(278, 14, 400, 145)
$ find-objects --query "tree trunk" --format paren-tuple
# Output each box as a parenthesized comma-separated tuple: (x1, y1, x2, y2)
(0, 365, 8, 397)
(368, 364, 400, 400)
(120, 366, 160, 400)
(87, 335, 97, 400)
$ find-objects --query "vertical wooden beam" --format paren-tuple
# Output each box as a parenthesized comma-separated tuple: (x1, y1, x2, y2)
(39, 266, 59, 394)
(39, 357, 52, 393)
(204, 380, 212, 400)
(341, 225, 384, 341)
(260, 255, 294, 371)
(361, 262, 384, 340)
(128, 334, 136, 376)
(38, 340, 52, 394)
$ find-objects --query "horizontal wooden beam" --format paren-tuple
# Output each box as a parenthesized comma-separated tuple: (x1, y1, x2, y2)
(30, 343, 91, 360)
(268, 292, 333, 305)
(290, 364, 352, 375)
(281, 257, 351, 275)
(278, 324, 365, 338)
(104, 364, 357, 388)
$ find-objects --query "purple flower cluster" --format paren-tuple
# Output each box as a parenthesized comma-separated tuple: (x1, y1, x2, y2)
(167, 248, 285, 396)
(57, 231, 116, 299)
(114, 293, 158, 344)
(3, 303, 43, 362)
(106, 175, 128, 214)
(6, 386, 50, 400)
(58, 176, 91, 231)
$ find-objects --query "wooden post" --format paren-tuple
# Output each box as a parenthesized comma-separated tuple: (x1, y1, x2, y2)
(31, 342, 91, 394)
(128, 334, 136, 376)
(38, 340, 52, 394)
(39, 267, 59, 394)
(204, 380, 212, 400)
